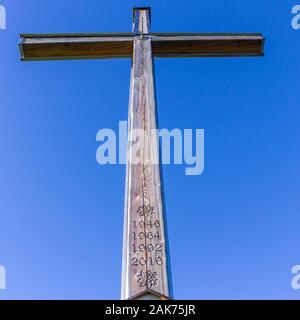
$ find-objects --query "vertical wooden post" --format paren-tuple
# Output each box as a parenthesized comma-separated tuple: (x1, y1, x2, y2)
(121, 8, 171, 300)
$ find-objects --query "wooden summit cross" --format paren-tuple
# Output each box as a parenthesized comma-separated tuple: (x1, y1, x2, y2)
(19, 7, 264, 300)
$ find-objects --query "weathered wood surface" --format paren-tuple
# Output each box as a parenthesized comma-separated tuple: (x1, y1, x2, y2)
(19, 35, 133, 60)
(152, 34, 264, 57)
(19, 33, 264, 60)
(121, 8, 171, 300)
(19, 7, 265, 301)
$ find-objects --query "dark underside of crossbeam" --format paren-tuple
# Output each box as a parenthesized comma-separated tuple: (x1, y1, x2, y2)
(19, 33, 265, 61)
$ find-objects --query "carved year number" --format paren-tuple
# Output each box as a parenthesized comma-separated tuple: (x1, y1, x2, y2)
(134, 243, 162, 253)
(133, 220, 161, 229)
(138, 231, 160, 240)
(131, 257, 163, 267)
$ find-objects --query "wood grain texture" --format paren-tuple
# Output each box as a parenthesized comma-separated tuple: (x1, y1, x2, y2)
(19, 33, 264, 61)
(19, 8, 265, 301)
(121, 9, 171, 300)
(152, 35, 264, 57)
(19, 35, 133, 60)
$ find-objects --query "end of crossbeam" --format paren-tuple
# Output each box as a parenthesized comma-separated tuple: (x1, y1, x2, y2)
(261, 35, 266, 56)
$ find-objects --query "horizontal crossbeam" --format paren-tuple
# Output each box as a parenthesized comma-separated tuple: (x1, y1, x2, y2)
(19, 33, 264, 61)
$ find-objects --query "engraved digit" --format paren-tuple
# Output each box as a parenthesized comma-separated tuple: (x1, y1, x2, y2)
(131, 258, 138, 267)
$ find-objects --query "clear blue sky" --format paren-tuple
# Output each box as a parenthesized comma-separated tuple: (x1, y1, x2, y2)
(0, 0, 300, 299)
